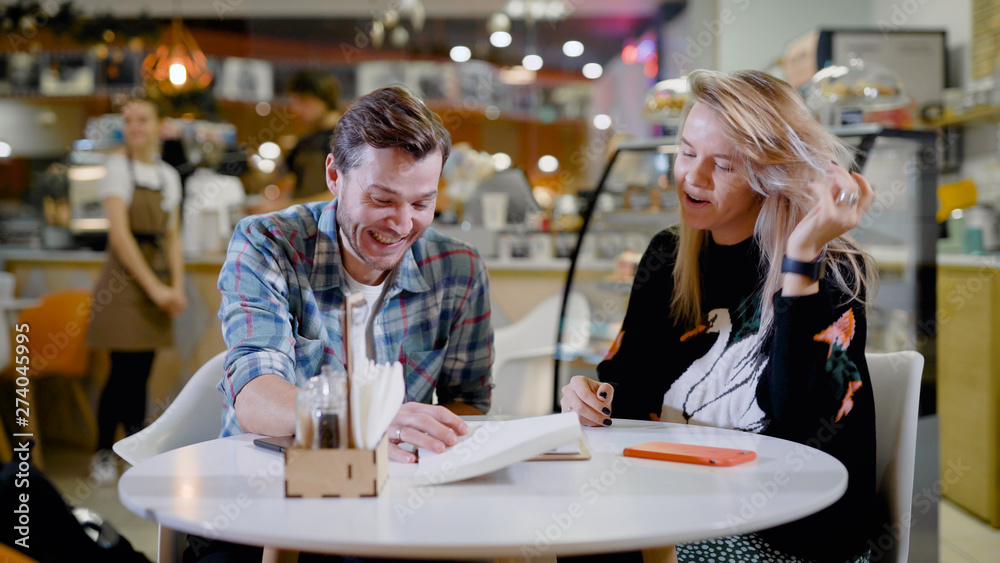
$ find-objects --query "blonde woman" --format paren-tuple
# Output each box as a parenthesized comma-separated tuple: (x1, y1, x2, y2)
(561, 70, 877, 563)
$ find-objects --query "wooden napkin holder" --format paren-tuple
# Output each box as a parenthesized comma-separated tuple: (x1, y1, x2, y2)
(283, 434, 389, 498)
(284, 292, 389, 498)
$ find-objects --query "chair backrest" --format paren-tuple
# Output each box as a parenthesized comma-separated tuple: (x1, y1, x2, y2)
(16, 290, 91, 379)
(0, 271, 16, 373)
(491, 292, 590, 416)
(866, 351, 923, 563)
(113, 351, 226, 465)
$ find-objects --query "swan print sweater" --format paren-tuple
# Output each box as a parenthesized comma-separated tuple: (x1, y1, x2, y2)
(598, 230, 876, 563)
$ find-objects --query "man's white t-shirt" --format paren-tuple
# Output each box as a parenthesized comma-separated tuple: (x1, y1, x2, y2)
(341, 268, 391, 367)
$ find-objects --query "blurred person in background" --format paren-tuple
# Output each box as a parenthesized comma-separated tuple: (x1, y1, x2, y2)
(86, 97, 187, 484)
(248, 70, 341, 214)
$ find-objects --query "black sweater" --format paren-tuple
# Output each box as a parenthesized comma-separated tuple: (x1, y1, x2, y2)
(598, 230, 876, 562)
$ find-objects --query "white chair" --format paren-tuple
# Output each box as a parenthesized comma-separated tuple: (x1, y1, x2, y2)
(114, 351, 226, 563)
(866, 351, 924, 563)
(114, 351, 226, 465)
(490, 292, 590, 417)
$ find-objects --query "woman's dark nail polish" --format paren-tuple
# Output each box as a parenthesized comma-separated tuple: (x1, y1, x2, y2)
(603, 419, 612, 426)
(602, 407, 611, 415)
(599, 391, 608, 399)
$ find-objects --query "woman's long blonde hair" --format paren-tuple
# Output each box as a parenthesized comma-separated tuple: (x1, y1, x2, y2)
(671, 69, 876, 337)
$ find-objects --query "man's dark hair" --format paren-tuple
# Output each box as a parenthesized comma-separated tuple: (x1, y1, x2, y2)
(332, 86, 451, 175)
(288, 70, 340, 110)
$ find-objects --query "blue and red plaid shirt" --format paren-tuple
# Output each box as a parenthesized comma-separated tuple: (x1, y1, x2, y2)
(216, 200, 494, 437)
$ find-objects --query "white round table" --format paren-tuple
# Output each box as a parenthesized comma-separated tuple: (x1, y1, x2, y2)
(117, 419, 847, 559)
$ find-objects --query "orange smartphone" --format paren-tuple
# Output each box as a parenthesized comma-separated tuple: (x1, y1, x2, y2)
(623, 441, 756, 466)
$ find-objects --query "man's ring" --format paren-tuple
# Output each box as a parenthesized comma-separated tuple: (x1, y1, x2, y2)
(395, 426, 403, 442)
(567, 406, 573, 412)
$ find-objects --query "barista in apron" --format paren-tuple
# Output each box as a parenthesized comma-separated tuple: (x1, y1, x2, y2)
(86, 98, 186, 484)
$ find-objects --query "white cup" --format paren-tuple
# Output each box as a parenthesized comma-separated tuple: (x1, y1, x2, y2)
(528, 233, 553, 260)
(481, 192, 509, 231)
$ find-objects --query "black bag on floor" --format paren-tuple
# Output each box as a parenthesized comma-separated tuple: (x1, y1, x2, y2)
(1, 441, 151, 563)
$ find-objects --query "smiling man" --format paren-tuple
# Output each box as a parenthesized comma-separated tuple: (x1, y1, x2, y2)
(216, 86, 493, 467)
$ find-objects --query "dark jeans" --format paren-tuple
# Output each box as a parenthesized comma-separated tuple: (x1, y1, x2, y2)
(97, 350, 155, 450)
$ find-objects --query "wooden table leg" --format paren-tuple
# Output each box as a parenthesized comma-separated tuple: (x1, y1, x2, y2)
(641, 546, 678, 563)
(262, 546, 299, 563)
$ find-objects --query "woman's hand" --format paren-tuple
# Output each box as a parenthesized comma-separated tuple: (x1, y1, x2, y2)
(387, 402, 471, 463)
(166, 287, 188, 317)
(149, 283, 186, 317)
(560, 375, 614, 427)
(786, 164, 875, 262)
(149, 282, 175, 310)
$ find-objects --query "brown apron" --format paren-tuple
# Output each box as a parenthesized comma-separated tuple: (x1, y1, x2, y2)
(86, 162, 174, 350)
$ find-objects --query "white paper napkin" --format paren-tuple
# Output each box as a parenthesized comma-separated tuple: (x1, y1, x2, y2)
(350, 360, 405, 449)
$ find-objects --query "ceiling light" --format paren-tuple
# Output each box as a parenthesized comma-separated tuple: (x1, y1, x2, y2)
(450, 46, 472, 62)
(490, 31, 512, 48)
(492, 152, 512, 171)
(563, 41, 584, 58)
(258, 142, 281, 160)
(168, 63, 187, 86)
(0, 141, 11, 158)
(142, 18, 213, 95)
(538, 155, 558, 173)
(582, 63, 603, 79)
(593, 114, 612, 130)
(257, 159, 276, 174)
(522, 54, 543, 71)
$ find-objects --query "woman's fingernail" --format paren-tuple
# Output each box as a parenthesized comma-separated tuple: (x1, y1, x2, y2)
(603, 419, 612, 426)
(599, 391, 608, 399)
(602, 407, 611, 415)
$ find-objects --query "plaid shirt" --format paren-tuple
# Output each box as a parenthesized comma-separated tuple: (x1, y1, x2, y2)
(217, 200, 493, 437)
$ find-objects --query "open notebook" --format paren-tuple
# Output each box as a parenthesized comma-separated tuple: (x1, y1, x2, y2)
(414, 412, 583, 485)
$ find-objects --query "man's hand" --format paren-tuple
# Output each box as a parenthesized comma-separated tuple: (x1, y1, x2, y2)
(387, 402, 471, 463)
(234, 374, 298, 437)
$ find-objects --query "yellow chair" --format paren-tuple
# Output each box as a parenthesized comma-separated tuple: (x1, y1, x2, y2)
(0, 542, 41, 563)
(9, 290, 96, 467)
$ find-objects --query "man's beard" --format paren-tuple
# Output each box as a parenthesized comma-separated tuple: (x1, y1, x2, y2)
(336, 203, 399, 273)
